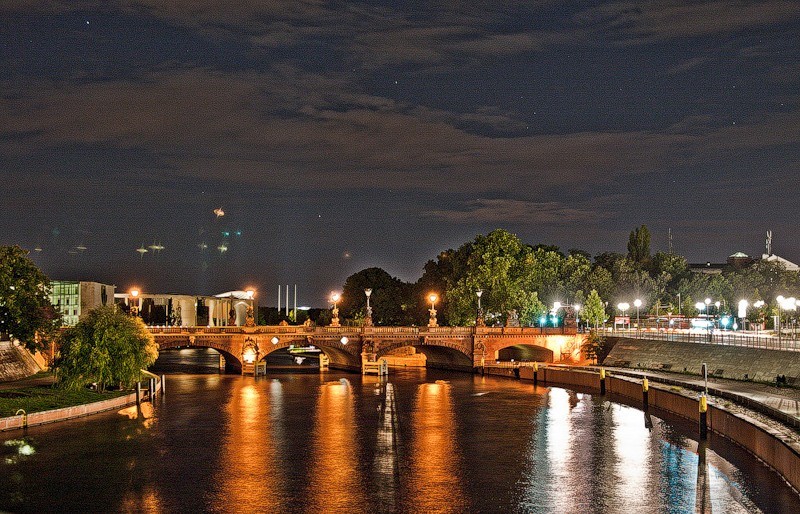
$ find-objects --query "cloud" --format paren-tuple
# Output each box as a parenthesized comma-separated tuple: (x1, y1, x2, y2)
(423, 199, 605, 224)
(576, 1, 800, 42)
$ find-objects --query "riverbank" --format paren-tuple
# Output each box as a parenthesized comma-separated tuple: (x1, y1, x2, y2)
(482, 363, 800, 494)
(0, 373, 163, 431)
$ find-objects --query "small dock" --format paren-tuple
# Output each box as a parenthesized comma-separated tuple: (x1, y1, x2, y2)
(362, 358, 389, 376)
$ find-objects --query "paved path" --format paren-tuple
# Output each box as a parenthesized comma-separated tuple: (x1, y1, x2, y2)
(601, 366, 800, 424)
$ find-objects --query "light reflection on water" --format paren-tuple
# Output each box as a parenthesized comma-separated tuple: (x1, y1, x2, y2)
(0, 367, 797, 513)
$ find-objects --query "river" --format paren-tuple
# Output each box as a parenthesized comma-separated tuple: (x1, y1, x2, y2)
(0, 353, 798, 512)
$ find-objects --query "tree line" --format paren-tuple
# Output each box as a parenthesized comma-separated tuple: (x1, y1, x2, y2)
(336, 227, 799, 328)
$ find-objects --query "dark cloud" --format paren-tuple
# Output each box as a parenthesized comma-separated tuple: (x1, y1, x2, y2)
(424, 199, 604, 224)
(2, 1, 799, 298)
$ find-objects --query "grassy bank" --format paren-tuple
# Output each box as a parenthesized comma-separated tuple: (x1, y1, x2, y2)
(0, 383, 128, 417)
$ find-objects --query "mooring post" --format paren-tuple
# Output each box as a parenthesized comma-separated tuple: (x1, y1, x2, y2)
(533, 362, 538, 386)
(699, 393, 708, 440)
(642, 377, 649, 408)
(149, 377, 155, 399)
(160, 374, 166, 396)
(135, 382, 141, 405)
(600, 367, 606, 395)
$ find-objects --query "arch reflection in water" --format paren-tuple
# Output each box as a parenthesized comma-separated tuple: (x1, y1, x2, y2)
(408, 380, 467, 513)
(305, 379, 367, 512)
(208, 381, 286, 510)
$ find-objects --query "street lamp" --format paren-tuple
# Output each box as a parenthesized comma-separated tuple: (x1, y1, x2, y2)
(364, 288, 373, 327)
(130, 288, 140, 317)
(428, 293, 438, 328)
(634, 299, 642, 332)
(738, 300, 749, 331)
(617, 302, 630, 331)
(476, 290, 484, 326)
(330, 292, 341, 327)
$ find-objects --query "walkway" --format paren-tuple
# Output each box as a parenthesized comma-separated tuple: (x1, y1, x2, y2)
(598, 366, 800, 429)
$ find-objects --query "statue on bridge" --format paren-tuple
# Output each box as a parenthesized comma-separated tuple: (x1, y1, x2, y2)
(245, 305, 256, 327)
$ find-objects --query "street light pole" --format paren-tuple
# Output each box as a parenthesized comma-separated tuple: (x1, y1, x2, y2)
(428, 293, 438, 328)
(634, 299, 642, 334)
(364, 288, 373, 327)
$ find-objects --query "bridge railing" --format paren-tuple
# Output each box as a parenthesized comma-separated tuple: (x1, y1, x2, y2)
(613, 328, 800, 351)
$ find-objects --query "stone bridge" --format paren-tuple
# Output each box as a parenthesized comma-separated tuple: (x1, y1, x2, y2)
(149, 325, 584, 373)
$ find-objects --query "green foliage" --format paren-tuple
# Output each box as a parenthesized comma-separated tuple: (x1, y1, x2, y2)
(627, 225, 651, 267)
(56, 306, 158, 391)
(581, 330, 605, 363)
(340, 267, 410, 325)
(583, 289, 606, 328)
(0, 246, 62, 352)
(0, 382, 128, 417)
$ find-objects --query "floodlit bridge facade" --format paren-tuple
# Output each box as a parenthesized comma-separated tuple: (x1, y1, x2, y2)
(150, 325, 584, 373)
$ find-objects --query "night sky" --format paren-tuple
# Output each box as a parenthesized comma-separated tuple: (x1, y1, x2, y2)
(3, 1, 799, 306)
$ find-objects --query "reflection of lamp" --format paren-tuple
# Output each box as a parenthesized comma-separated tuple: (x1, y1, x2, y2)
(428, 293, 438, 328)
(130, 288, 140, 317)
(330, 292, 341, 327)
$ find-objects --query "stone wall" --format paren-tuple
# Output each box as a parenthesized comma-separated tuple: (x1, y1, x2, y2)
(0, 340, 40, 382)
(602, 337, 800, 384)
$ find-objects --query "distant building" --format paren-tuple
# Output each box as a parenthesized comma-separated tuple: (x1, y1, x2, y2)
(762, 253, 800, 272)
(689, 251, 799, 275)
(114, 290, 256, 327)
(50, 281, 116, 326)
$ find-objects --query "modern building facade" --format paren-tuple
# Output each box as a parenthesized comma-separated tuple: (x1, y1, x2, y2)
(50, 281, 116, 326)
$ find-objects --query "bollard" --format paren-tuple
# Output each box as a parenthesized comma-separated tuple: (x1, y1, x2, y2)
(533, 362, 539, 386)
(600, 368, 606, 395)
(135, 382, 141, 405)
(699, 394, 708, 440)
(149, 378, 156, 399)
(642, 377, 649, 408)
(160, 374, 166, 396)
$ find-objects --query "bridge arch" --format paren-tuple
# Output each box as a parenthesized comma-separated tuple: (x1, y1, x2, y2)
(155, 337, 243, 372)
(376, 340, 473, 371)
(260, 337, 361, 370)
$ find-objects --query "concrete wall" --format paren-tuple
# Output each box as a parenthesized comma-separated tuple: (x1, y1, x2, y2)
(603, 337, 800, 383)
(0, 340, 40, 381)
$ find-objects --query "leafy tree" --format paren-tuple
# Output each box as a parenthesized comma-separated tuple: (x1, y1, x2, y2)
(518, 291, 547, 327)
(340, 267, 410, 325)
(0, 245, 61, 352)
(446, 229, 529, 325)
(583, 289, 606, 329)
(56, 306, 158, 391)
(627, 225, 651, 268)
(581, 330, 606, 364)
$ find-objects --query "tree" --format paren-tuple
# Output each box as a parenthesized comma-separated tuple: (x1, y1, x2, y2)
(56, 306, 158, 391)
(446, 230, 530, 325)
(583, 289, 606, 329)
(627, 225, 651, 268)
(581, 330, 606, 364)
(340, 267, 410, 325)
(0, 245, 61, 352)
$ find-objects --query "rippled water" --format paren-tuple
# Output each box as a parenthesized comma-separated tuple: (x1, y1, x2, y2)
(1, 364, 798, 512)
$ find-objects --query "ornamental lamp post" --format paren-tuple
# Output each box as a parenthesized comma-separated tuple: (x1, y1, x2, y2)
(130, 288, 140, 317)
(476, 290, 484, 327)
(330, 292, 341, 327)
(364, 288, 373, 327)
(428, 293, 438, 328)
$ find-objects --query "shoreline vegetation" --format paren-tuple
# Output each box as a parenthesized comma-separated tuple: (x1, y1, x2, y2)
(0, 372, 128, 418)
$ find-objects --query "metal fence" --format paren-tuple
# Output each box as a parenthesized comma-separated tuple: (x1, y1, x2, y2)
(611, 328, 800, 351)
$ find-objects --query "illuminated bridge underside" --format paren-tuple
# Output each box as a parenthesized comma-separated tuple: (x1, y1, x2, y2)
(151, 326, 583, 372)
